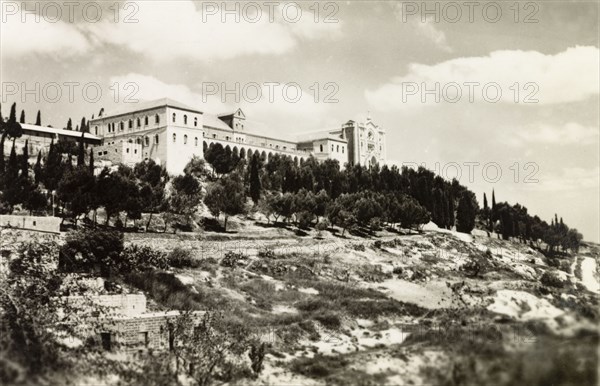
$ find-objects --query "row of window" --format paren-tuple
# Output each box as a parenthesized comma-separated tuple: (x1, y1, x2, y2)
(106, 114, 161, 133)
(172, 133, 200, 147)
(104, 113, 200, 134)
(172, 113, 198, 127)
(319, 144, 345, 154)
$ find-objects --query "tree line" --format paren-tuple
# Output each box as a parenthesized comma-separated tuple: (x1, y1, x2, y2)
(479, 190, 583, 254)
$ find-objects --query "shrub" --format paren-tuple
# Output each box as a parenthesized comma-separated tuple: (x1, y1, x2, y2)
(373, 240, 382, 249)
(296, 211, 314, 230)
(121, 245, 169, 271)
(59, 228, 123, 276)
(290, 355, 349, 378)
(540, 271, 564, 288)
(168, 247, 199, 268)
(314, 312, 341, 330)
(257, 248, 277, 259)
(352, 243, 366, 252)
(249, 342, 266, 376)
(369, 217, 382, 231)
(315, 219, 330, 232)
(461, 260, 482, 278)
(221, 251, 247, 267)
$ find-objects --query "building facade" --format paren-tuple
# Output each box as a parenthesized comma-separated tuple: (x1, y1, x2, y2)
(88, 98, 386, 174)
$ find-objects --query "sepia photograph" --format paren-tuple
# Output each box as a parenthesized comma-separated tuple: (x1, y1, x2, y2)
(0, 1, 598, 385)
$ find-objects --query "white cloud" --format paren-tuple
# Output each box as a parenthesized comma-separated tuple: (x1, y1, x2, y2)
(366, 46, 600, 111)
(510, 122, 599, 146)
(2, 1, 341, 61)
(415, 20, 452, 53)
(109, 73, 227, 113)
(1, 13, 90, 57)
(394, 4, 452, 52)
(108, 73, 332, 132)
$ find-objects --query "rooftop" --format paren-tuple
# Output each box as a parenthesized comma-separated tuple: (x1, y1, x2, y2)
(21, 124, 101, 141)
(93, 98, 203, 120)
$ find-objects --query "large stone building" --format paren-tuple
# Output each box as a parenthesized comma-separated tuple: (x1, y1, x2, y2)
(88, 98, 386, 174)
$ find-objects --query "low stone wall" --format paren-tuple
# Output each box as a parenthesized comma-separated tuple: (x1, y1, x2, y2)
(0, 215, 61, 233)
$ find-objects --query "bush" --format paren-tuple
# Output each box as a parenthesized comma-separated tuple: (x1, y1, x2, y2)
(121, 245, 169, 271)
(369, 217, 382, 231)
(540, 271, 564, 288)
(257, 248, 277, 259)
(352, 243, 366, 252)
(315, 219, 330, 232)
(290, 355, 349, 378)
(314, 312, 341, 330)
(168, 247, 199, 268)
(59, 228, 124, 276)
(221, 251, 247, 267)
(296, 211, 314, 230)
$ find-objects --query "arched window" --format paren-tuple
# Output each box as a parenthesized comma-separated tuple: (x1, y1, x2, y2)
(194, 117, 197, 127)
(194, 137, 198, 146)
(183, 115, 188, 125)
(128, 119, 133, 129)
(155, 134, 159, 144)
(94, 126, 98, 135)
(319, 144, 323, 152)
(145, 136, 149, 146)
(173, 133, 176, 143)
(144, 116, 148, 125)
(155, 114, 160, 124)
(137, 118, 141, 127)
(120, 122, 124, 131)
(172, 113, 176, 123)
(183, 134, 188, 144)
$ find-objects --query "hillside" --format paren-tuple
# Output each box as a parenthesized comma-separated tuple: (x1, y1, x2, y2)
(114, 216, 598, 386)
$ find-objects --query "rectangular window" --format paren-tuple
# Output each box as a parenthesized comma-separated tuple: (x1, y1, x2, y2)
(126, 148, 129, 153)
(139, 332, 149, 347)
(32, 221, 37, 226)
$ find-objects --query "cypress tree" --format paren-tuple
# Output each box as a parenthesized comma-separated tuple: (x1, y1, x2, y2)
(6, 103, 23, 139)
(19, 110, 25, 124)
(491, 189, 496, 210)
(483, 193, 488, 210)
(89, 148, 95, 174)
(21, 140, 29, 178)
(0, 134, 5, 174)
(7, 139, 18, 180)
(34, 150, 43, 184)
(80, 117, 87, 133)
(66, 153, 73, 171)
(0, 103, 4, 132)
(8, 103, 17, 122)
(77, 132, 85, 166)
(249, 154, 261, 204)
(35, 110, 41, 125)
(66, 118, 73, 131)
(456, 191, 476, 234)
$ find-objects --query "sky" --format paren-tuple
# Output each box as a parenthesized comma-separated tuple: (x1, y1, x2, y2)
(1, 1, 599, 241)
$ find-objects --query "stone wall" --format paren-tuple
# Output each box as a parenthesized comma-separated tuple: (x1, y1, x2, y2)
(0, 215, 61, 233)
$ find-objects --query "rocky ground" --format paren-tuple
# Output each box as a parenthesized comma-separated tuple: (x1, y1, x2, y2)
(2, 216, 598, 386)
(123, 216, 599, 386)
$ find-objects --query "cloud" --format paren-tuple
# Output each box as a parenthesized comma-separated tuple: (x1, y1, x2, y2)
(394, 4, 452, 52)
(366, 46, 600, 111)
(109, 73, 227, 113)
(108, 73, 332, 132)
(507, 122, 599, 147)
(1, 12, 90, 57)
(2, 1, 341, 61)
